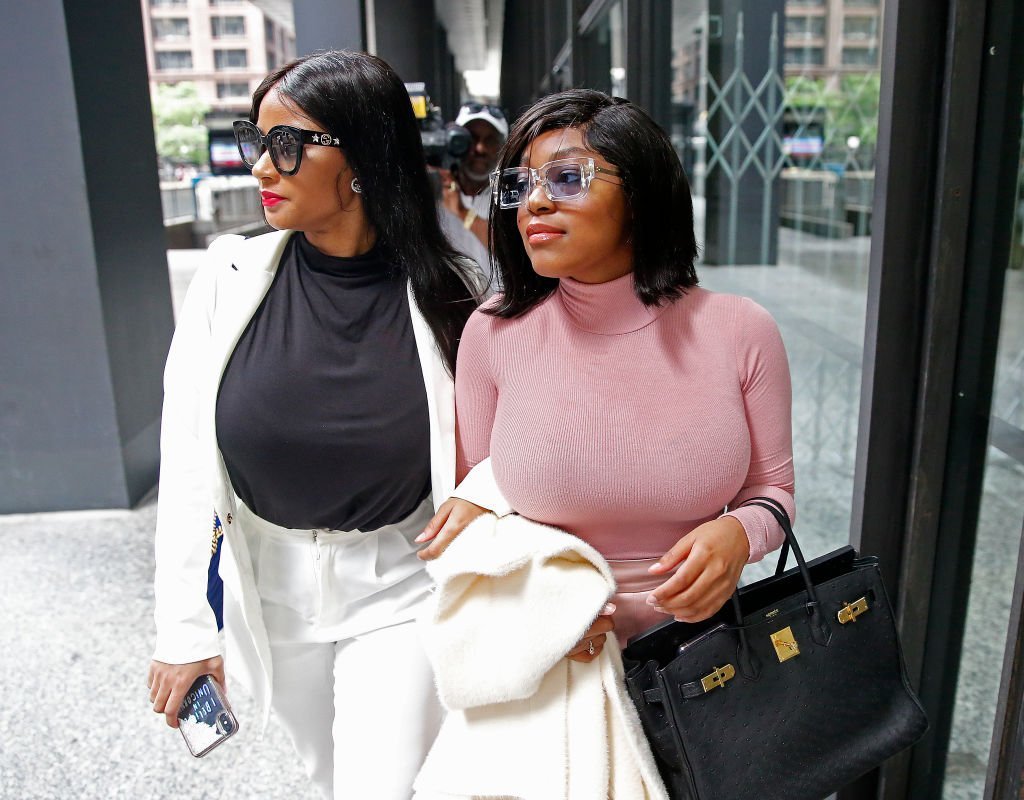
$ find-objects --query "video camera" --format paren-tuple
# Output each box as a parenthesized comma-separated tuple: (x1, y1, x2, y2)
(406, 83, 471, 197)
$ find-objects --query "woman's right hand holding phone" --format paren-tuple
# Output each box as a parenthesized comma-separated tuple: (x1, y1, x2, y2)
(148, 656, 225, 728)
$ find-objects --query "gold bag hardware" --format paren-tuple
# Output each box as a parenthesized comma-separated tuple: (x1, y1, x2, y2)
(838, 597, 869, 624)
(771, 626, 800, 662)
(701, 664, 736, 693)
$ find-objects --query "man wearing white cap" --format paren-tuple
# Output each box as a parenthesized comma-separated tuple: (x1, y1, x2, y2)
(439, 103, 508, 253)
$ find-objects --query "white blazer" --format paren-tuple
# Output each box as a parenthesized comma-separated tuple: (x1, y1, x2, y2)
(152, 229, 496, 727)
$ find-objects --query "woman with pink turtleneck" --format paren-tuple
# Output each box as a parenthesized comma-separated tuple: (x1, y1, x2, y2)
(418, 89, 794, 663)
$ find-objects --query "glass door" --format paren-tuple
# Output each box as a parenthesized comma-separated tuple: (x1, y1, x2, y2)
(941, 103, 1024, 799)
(671, 0, 884, 577)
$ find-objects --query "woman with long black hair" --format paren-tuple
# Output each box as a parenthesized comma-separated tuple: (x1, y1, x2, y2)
(147, 51, 491, 798)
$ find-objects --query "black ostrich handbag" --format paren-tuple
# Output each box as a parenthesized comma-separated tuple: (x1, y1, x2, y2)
(622, 498, 928, 800)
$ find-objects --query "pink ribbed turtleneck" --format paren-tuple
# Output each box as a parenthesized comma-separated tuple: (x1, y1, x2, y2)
(454, 272, 795, 565)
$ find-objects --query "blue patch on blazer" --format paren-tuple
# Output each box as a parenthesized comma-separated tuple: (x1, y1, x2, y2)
(208, 514, 225, 630)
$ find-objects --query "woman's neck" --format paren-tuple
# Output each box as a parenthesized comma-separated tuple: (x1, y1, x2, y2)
(304, 217, 377, 258)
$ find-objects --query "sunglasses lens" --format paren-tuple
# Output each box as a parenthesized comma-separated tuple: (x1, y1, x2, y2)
(545, 163, 585, 199)
(270, 128, 301, 173)
(234, 124, 263, 168)
(497, 169, 529, 208)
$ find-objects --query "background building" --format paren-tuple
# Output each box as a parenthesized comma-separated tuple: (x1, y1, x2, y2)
(141, 0, 295, 115)
(784, 0, 882, 79)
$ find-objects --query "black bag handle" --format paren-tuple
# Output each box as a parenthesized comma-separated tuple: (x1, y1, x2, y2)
(742, 496, 790, 575)
(732, 497, 832, 648)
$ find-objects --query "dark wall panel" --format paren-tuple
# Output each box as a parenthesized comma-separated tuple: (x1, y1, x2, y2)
(0, 1, 171, 511)
(63, 0, 175, 503)
(373, 0, 437, 88)
(293, 0, 364, 56)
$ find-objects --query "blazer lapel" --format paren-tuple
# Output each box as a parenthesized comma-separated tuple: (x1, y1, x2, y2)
(208, 230, 292, 381)
(407, 283, 457, 509)
(203, 230, 292, 515)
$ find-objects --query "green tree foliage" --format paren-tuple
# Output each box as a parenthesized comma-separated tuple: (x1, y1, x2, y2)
(152, 82, 209, 165)
(785, 74, 881, 147)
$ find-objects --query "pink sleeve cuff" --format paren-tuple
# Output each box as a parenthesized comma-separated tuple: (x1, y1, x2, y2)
(722, 504, 783, 564)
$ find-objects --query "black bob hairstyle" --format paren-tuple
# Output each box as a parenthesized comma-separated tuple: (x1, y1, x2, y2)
(250, 50, 477, 375)
(487, 89, 699, 318)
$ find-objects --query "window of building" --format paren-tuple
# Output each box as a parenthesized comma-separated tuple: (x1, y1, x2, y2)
(155, 50, 193, 70)
(842, 46, 879, 66)
(216, 81, 250, 99)
(152, 17, 189, 39)
(787, 0, 825, 6)
(214, 49, 248, 70)
(209, 0, 240, 5)
(843, 0, 879, 6)
(785, 15, 826, 40)
(211, 15, 246, 37)
(266, 51, 277, 70)
(843, 16, 879, 40)
(151, 0, 187, 6)
(785, 47, 825, 66)
(265, 18, 275, 43)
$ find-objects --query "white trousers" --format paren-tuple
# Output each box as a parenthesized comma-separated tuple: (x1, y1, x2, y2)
(239, 498, 443, 800)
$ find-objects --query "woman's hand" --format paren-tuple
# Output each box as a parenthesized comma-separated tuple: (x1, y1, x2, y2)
(415, 497, 489, 560)
(566, 603, 616, 663)
(148, 656, 225, 728)
(646, 516, 750, 622)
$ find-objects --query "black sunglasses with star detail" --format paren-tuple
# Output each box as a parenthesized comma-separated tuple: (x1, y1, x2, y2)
(232, 120, 343, 176)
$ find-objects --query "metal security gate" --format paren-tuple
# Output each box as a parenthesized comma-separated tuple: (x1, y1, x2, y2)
(701, 10, 881, 263)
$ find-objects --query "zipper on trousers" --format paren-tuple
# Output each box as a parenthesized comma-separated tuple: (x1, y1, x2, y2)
(310, 530, 323, 621)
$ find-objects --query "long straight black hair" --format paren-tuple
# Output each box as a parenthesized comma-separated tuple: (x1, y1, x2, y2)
(250, 50, 477, 375)
(488, 89, 699, 318)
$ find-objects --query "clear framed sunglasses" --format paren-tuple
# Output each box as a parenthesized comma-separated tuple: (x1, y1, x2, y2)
(232, 120, 342, 176)
(491, 157, 621, 209)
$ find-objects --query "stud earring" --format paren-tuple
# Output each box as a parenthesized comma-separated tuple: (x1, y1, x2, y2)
(351, 178, 362, 194)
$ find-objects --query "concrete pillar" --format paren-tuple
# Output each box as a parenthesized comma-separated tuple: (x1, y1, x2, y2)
(293, 1, 458, 116)
(293, 0, 364, 56)
(373, 0, 437, 88)
(625, 0, 673, 133)
(0, 1, 173, 512)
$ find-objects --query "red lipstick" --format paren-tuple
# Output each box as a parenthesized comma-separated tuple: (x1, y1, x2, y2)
(261, 191, 285, 208)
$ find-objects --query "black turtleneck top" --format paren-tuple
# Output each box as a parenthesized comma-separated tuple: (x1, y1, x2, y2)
(216, 233, 431, 531)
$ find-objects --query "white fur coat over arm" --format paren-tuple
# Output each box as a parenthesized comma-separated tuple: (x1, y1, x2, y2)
(414, 513, 668, 800)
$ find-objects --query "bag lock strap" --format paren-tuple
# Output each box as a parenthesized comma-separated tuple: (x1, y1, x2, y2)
(838, 596, 870, 624)
(682, 664, 737, 700)
(642, 664, 737, 704)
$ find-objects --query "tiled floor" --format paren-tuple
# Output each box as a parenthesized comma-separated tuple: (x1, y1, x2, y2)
(0, 498, 310, 799)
